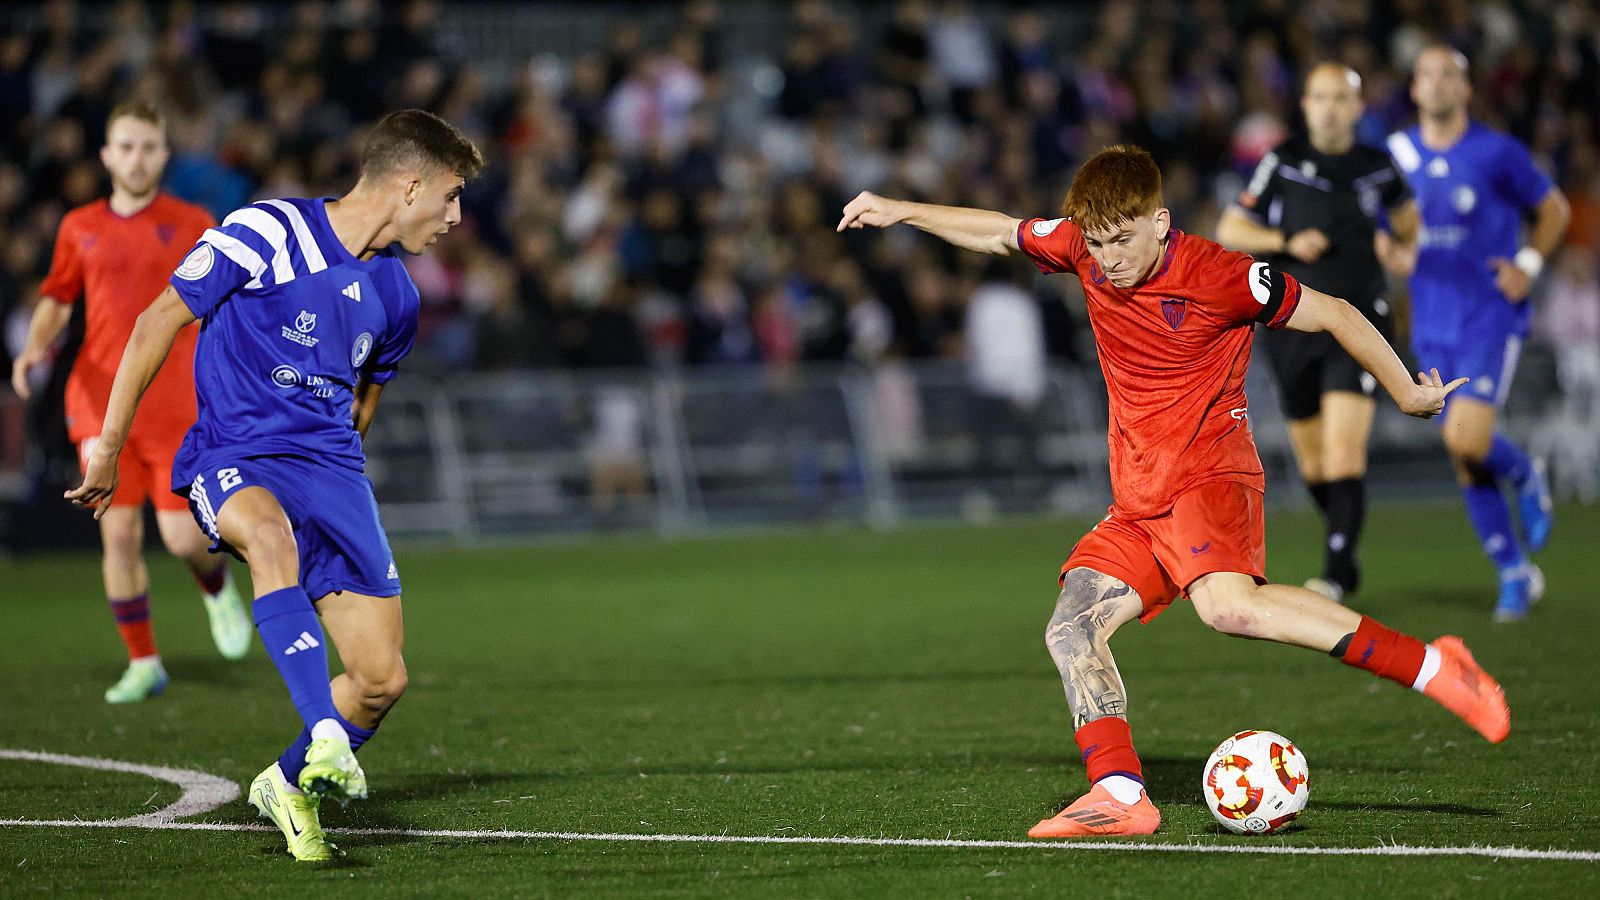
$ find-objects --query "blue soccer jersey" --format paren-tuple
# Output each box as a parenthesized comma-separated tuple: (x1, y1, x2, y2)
(166, 197, 420, 491)
(1386, 123, 1553, 347)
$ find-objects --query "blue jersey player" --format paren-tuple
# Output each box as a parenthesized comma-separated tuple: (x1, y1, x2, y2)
(1384, 47, 1570, 622)
(68, 110, 483, 860)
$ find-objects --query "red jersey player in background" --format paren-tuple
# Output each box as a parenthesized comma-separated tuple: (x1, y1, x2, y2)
(10, 99, 252, 703)
(838, 144, 1510, 838)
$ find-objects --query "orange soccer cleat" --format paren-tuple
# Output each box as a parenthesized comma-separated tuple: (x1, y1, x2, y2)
(1027, 783, 1162, 838)
(1422, 636, 1511, 743)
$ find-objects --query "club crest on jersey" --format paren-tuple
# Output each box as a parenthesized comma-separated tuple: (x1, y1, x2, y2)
(270, 364, 302, 388)
(281, 310, 320, 347)
(352, 332, 374, 368)
(156, 223, 176, 245)
(1160, 297, 1187, 329)
(1452, 185, 1476, 213)
(175, 244, 214, 280)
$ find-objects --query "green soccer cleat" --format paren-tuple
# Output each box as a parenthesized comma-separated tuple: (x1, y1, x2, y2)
(202, 571, 252, 660)
(103, 659, 168, 704)
(298, 736, 368, 802)
(248, 763, 342, 861)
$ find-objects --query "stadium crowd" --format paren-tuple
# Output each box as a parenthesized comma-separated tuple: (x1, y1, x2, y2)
(2, 0, 1596, 395)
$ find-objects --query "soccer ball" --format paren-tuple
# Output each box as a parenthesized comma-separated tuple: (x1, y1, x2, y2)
(1202, 730, 1309, 835)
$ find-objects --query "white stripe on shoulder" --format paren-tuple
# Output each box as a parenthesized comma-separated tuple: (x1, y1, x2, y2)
(259, 199, 328, 274)
(199, 228, 268, 289)
(1386, 132, 1422, 173)
(221, 206, 295, 286)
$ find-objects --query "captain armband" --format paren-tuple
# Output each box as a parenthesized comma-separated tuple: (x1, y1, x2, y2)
(1247, 261, 1293, 326)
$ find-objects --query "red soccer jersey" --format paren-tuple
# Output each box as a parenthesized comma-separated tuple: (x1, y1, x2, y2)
(38, 193, 215, 442)
(1016, 217, 1301, 519)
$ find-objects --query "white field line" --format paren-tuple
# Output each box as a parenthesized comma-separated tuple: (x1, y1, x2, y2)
(3, 748, 1597, 862)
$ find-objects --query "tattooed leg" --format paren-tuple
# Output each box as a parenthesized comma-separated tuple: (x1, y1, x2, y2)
(1045, 567, 1145, 728)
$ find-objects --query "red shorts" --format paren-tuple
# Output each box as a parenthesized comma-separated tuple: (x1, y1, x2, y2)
(77, 429, 188, 512)
(1060, 480, 1266, 623)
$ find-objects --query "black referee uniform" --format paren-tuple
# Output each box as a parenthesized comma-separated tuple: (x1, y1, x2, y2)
(1233, 136, 1411, 597)
(1236, 136, 1411, 419)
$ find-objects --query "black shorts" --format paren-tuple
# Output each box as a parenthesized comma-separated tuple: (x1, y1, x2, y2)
(1262, 303, 1392, 421)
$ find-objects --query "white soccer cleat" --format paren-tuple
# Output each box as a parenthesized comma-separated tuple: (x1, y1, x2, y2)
(202, 570, 252, 660)
(1303, 577, 1344, 604)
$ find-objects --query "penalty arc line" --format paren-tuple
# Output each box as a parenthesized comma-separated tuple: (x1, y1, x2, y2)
(2, 748, 1597, 863)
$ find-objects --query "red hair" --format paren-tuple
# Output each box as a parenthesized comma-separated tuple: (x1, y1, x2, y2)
(1060, 144, 1163, 233)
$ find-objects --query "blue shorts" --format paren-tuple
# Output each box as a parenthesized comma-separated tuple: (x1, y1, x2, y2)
(1413, 332, 1524, 410)
(179, 454, 402, 600)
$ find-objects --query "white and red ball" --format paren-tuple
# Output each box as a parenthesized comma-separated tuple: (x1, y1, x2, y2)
(1202, 730, 1309, 835)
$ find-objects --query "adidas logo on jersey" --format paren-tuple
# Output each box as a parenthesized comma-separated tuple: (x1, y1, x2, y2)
(283, 631, 321, 656)
(342, 282, 361, 302)
(386, 561, 399, 580)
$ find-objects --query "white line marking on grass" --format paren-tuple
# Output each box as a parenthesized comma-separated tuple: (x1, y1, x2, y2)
(0, 749, 238, 825)
(3, 749, 1597, 862)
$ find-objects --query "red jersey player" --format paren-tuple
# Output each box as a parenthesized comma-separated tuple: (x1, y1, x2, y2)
(838, 144, 1510, 838)
(10, 99, 252, 703)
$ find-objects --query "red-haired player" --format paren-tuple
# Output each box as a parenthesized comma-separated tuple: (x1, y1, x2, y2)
(11, 100, 251, 703)
(838, 144, 1509, 838)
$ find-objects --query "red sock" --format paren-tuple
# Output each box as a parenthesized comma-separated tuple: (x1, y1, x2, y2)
(1075, 717, 1144, 785)
(1340, 615, 1425, 687)
(109, 593, 158, 660)
(192, 560, 227, 596)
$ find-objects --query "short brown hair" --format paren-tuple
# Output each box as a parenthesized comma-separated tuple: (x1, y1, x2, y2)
(1059, 144, 1163, 234)
(106, 98, 165, 139)
(360, 109, 484, 181)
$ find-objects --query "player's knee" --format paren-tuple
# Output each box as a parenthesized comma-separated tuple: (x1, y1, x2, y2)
(351, 658, 407, 713)
(1442, 428, 1490, 464)
(160, 529, 208, 561)
(100, 516, 141, 556)
(242, 518, 297, 571)
(1190, 588, 1258, 637)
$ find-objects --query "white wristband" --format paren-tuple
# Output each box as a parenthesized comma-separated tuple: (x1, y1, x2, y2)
(1514, 246, 1544, 280)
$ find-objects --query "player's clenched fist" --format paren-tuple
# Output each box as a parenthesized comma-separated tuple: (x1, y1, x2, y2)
(1486, 257, 1534, 302)
(837, 191, 905, 232)
(1400, 367, 1469, 419)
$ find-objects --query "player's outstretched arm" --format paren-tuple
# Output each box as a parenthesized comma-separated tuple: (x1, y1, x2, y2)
(1284, 285, 1466, 419)
(837, 191, 1022, 256)
(9, 296, 73, 400)
(65, 285, 196, 518)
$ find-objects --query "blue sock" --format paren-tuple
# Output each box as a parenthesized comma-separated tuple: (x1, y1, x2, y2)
(252, 587, 339, 730)
(1482, 434, 1532, 487)
(279, 711, 377, 784)
(1462, 484, 1525, 571)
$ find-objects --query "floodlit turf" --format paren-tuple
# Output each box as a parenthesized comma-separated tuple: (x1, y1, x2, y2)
(2, 501, 1598, 897)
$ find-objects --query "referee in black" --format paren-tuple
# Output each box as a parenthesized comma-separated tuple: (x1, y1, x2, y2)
(1216, 62, 1421, 603)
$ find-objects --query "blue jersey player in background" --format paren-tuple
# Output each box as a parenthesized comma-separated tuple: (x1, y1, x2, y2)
(1383, 47, 1570, 622)
(68, 109, 484, 860)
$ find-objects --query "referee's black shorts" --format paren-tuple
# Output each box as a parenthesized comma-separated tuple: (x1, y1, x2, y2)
(1261, 301, 1393, 421)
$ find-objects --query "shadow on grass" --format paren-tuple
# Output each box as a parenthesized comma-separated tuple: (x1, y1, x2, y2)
(159, 655, 259, 687)
(526, 669, 1043, 692)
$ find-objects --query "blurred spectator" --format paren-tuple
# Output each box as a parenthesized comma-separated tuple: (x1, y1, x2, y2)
(0, 0, 1594, 398)
(963, 261, 1045, 483)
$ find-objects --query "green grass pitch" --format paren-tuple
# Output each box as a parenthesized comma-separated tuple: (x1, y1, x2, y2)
(2, 501, 1598, 897)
